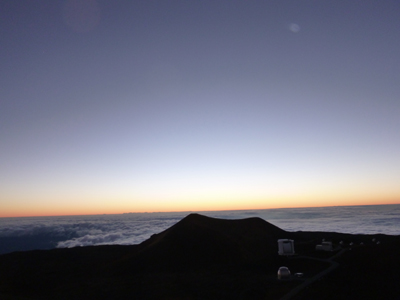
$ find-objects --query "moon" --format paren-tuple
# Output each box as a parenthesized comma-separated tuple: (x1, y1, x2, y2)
(289, 23, 300, 33)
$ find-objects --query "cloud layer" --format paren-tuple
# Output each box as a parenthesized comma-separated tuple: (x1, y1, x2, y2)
(1, 205, 399, 254)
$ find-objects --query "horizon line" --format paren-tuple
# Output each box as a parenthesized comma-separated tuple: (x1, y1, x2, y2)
(1, 202, 399, 219)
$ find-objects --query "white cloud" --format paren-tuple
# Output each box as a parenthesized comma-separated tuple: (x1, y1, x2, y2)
(0, 206, 399, 255)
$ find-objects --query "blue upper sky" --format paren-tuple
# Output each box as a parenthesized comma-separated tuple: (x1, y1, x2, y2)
(1, 1, 400, 216)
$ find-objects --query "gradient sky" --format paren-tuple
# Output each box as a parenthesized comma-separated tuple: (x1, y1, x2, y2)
(1, 0, 400, 217)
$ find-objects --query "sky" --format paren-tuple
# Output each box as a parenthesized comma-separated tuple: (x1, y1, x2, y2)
(1, 0, 400, 217)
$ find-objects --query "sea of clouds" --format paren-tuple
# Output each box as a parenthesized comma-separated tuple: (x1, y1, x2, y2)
(0, 204, 399, 255)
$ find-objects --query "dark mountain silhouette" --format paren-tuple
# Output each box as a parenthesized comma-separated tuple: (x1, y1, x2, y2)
(113, 213, 293, 272)
(0, 213, 399, 299)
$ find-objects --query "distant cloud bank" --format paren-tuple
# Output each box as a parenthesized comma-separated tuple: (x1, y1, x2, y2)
(1, 205, 399, 255)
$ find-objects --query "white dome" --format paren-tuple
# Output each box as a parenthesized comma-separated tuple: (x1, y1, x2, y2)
(277, 266, 291, 279)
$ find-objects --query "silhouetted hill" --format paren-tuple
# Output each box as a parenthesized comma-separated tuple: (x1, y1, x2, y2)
(0, 213, 399, 299)
(116, 213, 292, 271)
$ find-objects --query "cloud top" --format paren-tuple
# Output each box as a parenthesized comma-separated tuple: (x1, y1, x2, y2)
(0, 205, 399, 254)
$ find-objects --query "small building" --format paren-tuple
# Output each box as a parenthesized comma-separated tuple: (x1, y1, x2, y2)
(278, 239, 295, 256)
(316, 241, 333, 251)
(277, 266, 291, 279)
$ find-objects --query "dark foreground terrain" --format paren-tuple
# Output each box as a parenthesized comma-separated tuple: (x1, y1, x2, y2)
(0, 213, 399, 299)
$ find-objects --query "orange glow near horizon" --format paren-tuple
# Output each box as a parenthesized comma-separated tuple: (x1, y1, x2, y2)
(2, 173, 399, 218)
(1, 195, 399, 218)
